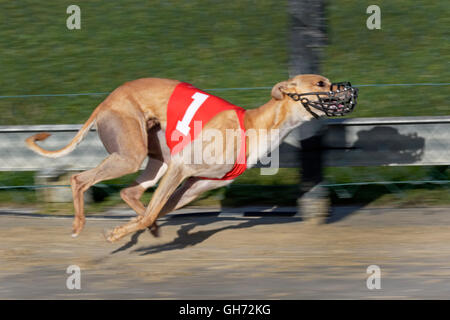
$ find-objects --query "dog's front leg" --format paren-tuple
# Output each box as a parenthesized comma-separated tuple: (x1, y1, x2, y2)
(104, 162, 186, 243)
(158, 178, 232, 217)
(120, 158, 168, 236)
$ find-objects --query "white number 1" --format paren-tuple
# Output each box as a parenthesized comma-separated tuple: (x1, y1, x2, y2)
(176, 92, 209, 135)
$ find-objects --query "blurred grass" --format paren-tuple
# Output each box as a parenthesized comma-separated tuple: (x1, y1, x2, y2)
(0, 166, 448, 212)
(0, 0, 288, 124)
(324, 0, 450, 118)
(0, 1, 449, 209)
(1, 1, 448, 123)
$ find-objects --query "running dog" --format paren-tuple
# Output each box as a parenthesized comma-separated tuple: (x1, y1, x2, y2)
(25, 74, 357, 242)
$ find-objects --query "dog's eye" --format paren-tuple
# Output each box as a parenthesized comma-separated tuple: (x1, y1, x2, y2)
(316, 81, 325, 87)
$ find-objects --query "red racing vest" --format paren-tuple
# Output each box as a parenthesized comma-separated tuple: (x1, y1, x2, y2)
(166, 82, 247, 180)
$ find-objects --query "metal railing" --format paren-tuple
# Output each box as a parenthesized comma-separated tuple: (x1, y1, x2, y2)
(0, 116, 449, 171)
(0, 115, 448, 208)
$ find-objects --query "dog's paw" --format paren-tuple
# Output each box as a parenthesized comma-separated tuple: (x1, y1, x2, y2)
(103, 227, 127, 243)
(71, 227, 83, 238)
(149, 224, 161, 238)
(103, 228, 117, 243)
(72, 218, 85, 238)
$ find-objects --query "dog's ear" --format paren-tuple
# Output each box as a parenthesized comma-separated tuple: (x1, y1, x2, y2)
(271, 81, 288, 100)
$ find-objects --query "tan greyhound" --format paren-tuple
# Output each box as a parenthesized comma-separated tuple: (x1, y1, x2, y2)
(25, 74, 357, 243)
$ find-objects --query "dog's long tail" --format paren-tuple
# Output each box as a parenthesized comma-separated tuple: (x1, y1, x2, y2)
(25, 108, 100, 159)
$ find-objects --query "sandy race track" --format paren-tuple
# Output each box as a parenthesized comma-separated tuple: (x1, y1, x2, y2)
(1, 206, 450, 299)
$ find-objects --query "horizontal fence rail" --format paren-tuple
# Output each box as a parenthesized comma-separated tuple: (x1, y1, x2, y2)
(1, 82, 449, 99)
(272, 116, 450, 168)
(0, 116, 449, 171)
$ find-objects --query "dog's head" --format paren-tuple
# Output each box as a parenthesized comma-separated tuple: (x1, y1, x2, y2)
(271, 74, 358, 118)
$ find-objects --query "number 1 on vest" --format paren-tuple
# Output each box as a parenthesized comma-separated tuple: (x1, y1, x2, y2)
(176, 92, 209, 136)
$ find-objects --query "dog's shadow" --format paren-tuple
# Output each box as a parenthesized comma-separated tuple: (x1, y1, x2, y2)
(111, 214, 300, 256)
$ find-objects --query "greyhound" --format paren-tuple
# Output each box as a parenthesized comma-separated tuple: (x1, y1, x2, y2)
(25, 74, 357, 243)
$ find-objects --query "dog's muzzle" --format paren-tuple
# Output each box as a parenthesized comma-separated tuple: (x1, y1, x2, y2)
(287, 82, 358, 117)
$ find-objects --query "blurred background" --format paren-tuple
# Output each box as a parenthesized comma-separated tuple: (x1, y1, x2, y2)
(0, 0, 448, 214)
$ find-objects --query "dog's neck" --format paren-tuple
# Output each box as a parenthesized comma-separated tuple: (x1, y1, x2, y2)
(244, 97, 315, 164)
(245, 98, 313, 131)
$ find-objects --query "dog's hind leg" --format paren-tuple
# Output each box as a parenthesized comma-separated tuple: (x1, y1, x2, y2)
(119, 158, 167, 236)
(70, 110, 148, 237)
(119, 158, 168, 216)
(119, 159, 167, 237)
(71, 153, 146, 237)
(119, 121, 169, 236)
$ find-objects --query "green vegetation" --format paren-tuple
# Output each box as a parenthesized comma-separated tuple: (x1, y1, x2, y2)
(324, 0, 450, 117)
(0, 1, 448, 210)
(0, 0, 288, 125)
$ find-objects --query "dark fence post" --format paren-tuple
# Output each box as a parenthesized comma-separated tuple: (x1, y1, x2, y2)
(288, 0, 329, 222)
(288, 0, 326, 76)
